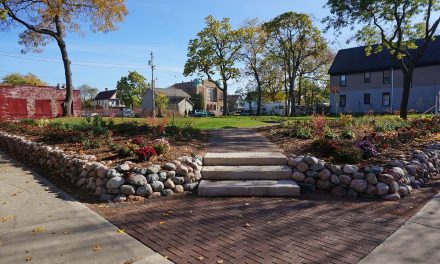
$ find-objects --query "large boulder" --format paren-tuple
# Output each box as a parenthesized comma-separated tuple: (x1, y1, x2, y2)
(106, 177, 125, 189)
(365, 173, 378, 184)
(338, 174, 352, 185)
(318, 169, 331, 181)
(164, 178, 175, 189)
(304, 156, 318, 166)
(147, 174, 160, 183)
(292, 171, 306, 182)
(297, 162, 309, 173)
(116, 163, 130, 173)
(136, 184, 153, 197)
(146, 165, 161, 175)
(343, 165, 359, 174)
(163, 162, 177, 171)
(120, 185, 136, 196)
(376, 182, 389, 195)
(127, 174, 148, 186)
(383, 193, 401, 201)
(350, 179, 368, 193)
(151, 181, 164, 192)
(389, 181, 399, 194)
(378, 174, 395, 185)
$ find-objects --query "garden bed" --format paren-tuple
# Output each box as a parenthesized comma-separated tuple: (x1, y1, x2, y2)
(0, 116, 207, 167)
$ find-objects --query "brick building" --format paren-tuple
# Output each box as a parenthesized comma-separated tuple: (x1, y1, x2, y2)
(0, 85, 81, 119)
(169, 79, 224, 115)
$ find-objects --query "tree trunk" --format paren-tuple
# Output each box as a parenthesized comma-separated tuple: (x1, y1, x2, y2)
(400, 70, 413, 120)
(57, 39, 73, 117)
(248, 96, 253, 116)
(289, 75, 296, 116)
(222, 81, 229, 116)
(255, 73, 262, 116)
(297, 74, 302, 106)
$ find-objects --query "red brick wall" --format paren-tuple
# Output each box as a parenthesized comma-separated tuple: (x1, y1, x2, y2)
(0, 85, 81, 119)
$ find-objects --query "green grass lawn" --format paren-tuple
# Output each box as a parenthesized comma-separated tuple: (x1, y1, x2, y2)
(48, 114, 433, 130)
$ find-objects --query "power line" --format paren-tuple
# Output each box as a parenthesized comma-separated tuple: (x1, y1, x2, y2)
(0, 51, 148, 69)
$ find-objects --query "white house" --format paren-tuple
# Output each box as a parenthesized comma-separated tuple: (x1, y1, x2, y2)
(93, 89, 125, 109)
(141, 88, 193, 116)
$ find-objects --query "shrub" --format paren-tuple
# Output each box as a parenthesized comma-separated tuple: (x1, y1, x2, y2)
(311, 138, 339, 156)
(82, 138, 101, 150)
(334, 144, 363, 164)
(20, 118, 37, 126)
(338, 114, 353, 128)
(152, 138, 170, 155)
(136, 146, 157, 161)
(36, 118, 50, 128)
(113, 121, 140, 135)
(323, 126, 338, 139)
(131, 137, 146, 146)
(285, 121, 313, 139)
(373, 116, 408, 132)
(311, 114, 326, 137)
(340, 128, 355, 140)
(356, 139, 378, 159)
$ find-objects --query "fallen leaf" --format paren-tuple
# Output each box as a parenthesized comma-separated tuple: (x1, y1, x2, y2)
(243, 223, 251, 228)
(44, 187, 50, 191)
(32, 227, 44, 233)
(162, 213, 170, 216)
(63, 231, 69, 234)
(267, 221, 272, 224)
(198, 256, 204, 260)
(159, 221, 166, 225)
(92, 245, 102, 251)
(164, 256, 168, 259)
(116, 229, 125, 234)
(428, 211, 434, 214)
(217, 260, 224, 264)
(25, 256, 32, 262)
(244, 203, 249, 206)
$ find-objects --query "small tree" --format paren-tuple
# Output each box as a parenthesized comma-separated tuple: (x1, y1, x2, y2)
(155, 93, 169, 117)
(116, 71, 149, 109)
(184, 15, 243, 116)
(192, 93, 205, 111)
(238, 18, 267, 116)
(1, 72, 47, 86)
(78, 84, 98, 109)
(324, 0, 440, 119)
(1, 0, 127, 116)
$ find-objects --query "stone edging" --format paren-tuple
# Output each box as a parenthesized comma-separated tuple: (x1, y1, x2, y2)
(0, 132, 202, 202)
(288, 142, 440, 200)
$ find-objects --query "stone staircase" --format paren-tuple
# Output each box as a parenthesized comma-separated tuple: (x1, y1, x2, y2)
(198, 152, 300, 197)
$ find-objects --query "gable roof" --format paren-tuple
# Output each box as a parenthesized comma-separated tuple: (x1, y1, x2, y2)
(155, 88, 191, 98)
(328, 36, 440, 75)
(169, 97, 194, 105)
(95, 89, 117, 100)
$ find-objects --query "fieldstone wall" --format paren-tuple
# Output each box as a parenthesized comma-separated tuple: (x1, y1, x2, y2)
(0, 132, 202, 203)
(288, 142, 440, 200)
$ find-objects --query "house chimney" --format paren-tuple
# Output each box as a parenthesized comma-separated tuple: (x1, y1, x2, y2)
(105, 88, 108, 91)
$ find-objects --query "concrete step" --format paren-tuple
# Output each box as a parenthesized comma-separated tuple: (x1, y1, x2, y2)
(202, 165, 292, 180)
(203, 152, 287, 166)
(198, 180, 300, 197)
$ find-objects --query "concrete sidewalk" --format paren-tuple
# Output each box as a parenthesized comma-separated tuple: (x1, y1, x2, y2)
(208, 128, 281, 152)
(360, 192, 440, 264)
(0, 151, 172, 264)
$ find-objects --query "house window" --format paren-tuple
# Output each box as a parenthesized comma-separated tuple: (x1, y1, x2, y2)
(207, 88, 214, 102)
(364, 72, 371, 83)
(340, 75, 346, 87)
(383, 70, 391, 84)
(364, 93, 371, 104)
(382, 92, 391, 106)
(339, 95, 347, 107)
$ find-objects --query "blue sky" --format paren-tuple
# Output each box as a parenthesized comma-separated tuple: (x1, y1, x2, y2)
(0, 0, 346, 92)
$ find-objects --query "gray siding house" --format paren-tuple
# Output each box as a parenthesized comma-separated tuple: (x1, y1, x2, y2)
(141, 88, 193, 116)
(329, 37, 440, 114)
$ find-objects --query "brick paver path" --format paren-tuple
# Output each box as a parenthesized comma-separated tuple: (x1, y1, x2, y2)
(208, 128, 281, 153)
(109, 196, 405, 264)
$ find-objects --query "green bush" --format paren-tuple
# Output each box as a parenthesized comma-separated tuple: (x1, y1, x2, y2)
(334, 144, 363, 164)
(323, 126, 338, 139)
(340, 128, 355, 139)
(20, 118, 37, 126)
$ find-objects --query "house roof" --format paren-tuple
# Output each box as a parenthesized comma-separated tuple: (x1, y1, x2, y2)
(328, 36, 440, 75)
(95, 89, 117, 100)
(155, 88, 191, 98)
(169, 97, 194, 105)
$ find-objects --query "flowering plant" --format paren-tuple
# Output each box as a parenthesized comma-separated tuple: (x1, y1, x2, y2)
(136, 146, 157, 161)
(356, 139, 378, 159)
(131, 137, 146, 146)
(152, 138, 170, 155)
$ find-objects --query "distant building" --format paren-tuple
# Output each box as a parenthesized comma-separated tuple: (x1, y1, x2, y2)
(227, 95, 245, 113)
(329, 37, 440, 114)
(93, 89, 125, 109)
(0, 85, 81, 119)
(141, 88, 193, 116)
(169, 79, 224, 115)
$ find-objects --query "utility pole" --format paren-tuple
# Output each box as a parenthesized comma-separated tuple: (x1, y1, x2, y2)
(148, 52, 156, 117)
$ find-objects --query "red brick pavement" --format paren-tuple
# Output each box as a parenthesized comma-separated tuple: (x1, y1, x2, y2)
(109, 197, 405, 264)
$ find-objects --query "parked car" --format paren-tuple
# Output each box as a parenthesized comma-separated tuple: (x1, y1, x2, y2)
(121, 109, 135, 117)
(191, 110, 210, 117)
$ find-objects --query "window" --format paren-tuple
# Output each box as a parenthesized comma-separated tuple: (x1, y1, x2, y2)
(339, 95, 346, 107)
(207, 88, 214, 102)
(340, 75, 346, 87)
(382, 92, 391, 106)
(383, 70, 391, 84)
(364, 72, 371, 83)
(364, 93, 371, 105)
